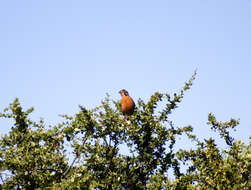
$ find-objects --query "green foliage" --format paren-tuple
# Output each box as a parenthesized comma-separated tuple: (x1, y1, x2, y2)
(0, 99, 68, 189)
(0, 70, 250, 189)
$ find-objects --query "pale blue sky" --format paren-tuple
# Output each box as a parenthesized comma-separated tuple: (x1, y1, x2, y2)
(0, 1, 250, 148)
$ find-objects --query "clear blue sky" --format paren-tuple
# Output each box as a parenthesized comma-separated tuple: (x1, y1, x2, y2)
(0, 1, 250, 148)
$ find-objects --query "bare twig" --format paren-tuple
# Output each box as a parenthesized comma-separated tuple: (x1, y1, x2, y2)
(0, 174, 4, 184)
(62, 155, 79, 177)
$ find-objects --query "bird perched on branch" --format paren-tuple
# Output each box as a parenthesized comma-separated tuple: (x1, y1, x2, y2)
(119, 89, 135, 116)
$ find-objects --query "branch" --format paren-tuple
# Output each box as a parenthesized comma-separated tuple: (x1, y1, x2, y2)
(0, 174, 4, 184)
(62, 155, 79, 177)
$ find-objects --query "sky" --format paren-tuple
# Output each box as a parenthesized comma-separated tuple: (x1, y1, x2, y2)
(0, 0, 250, 151)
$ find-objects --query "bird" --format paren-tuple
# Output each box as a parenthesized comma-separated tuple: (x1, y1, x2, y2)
(119, 89, 135, 116)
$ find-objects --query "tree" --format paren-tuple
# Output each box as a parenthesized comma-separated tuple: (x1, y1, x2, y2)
(0, 70, 250, 189)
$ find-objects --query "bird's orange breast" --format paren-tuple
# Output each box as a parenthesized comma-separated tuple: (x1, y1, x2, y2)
(121, 96, 135, 116)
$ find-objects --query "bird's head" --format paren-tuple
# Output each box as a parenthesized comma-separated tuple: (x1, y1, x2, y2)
(119, 89, 129, 96)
